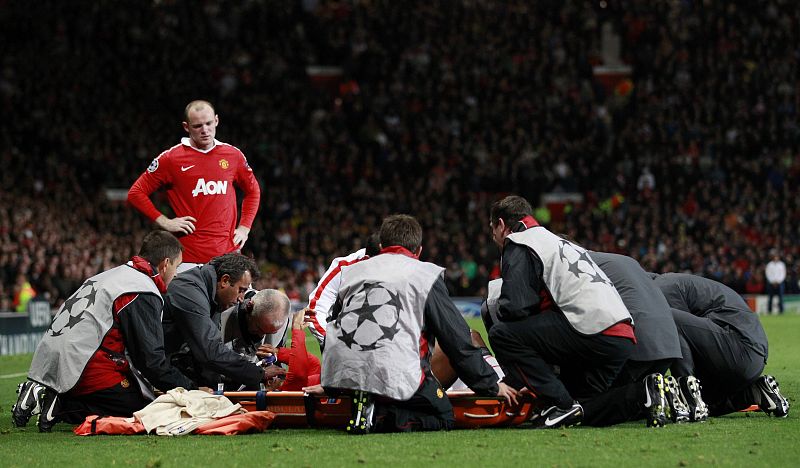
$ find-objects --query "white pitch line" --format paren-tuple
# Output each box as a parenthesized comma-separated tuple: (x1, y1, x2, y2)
(0, 372, 26, 379)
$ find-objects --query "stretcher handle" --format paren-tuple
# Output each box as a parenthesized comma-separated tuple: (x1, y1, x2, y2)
(223, 391, 306, 398)
(463, 411, 500, 419)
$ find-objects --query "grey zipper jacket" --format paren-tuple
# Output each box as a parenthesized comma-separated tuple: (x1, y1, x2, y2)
(162, 265, 264, 387)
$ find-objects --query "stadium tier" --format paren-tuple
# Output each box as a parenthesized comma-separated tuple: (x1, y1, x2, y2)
(1, 0, 798, 310)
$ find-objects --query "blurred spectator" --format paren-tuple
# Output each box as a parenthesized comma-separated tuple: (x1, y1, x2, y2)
(1, 1, 799, 307)
(766, 250, 787, 314)
(12, 273, 36, 313)
(746, 268, 766, 295)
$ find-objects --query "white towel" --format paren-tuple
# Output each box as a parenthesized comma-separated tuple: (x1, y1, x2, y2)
(133, 388, 244, 435)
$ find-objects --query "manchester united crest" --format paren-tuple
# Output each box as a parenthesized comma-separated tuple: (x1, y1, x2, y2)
(219, 159, 229, 170)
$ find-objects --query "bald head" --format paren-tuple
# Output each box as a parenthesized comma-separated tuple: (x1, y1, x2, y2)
(184, 100, 215, 121)
(248, 289, 291, 336)
(182, 100, 219, 150)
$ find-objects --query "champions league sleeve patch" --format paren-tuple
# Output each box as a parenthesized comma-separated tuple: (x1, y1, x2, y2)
(147, 156, 160, 173)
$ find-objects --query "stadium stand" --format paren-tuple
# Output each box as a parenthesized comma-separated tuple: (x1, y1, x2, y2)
(1, 0, 798, 308)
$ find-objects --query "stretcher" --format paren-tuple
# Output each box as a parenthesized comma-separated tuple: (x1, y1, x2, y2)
(223, 390, 537, 429)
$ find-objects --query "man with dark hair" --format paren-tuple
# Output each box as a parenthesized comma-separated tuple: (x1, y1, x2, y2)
(306, 232, 382, 346)
(307, 214, 516, 434)
(486, 195, 640, 428)
(379, 214, 422, 253)
(13, 231, 195, 432)
(162, 253, 275, 389)
(127, 100, 261, 269)
(652, 272, 790, 418)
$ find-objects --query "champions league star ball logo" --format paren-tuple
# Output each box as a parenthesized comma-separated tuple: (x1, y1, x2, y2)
(47, 280, 98, 337)
(335, 282, 402, 351)
(557, 239, 613, 286)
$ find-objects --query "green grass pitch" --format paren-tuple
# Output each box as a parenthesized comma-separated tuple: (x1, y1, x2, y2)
(0, 316, 797, 467)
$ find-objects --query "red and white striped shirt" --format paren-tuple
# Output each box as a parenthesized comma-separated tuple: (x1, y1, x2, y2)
(306, 248, 370, 345)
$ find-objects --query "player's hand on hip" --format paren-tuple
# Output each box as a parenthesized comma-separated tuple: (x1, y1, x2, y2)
(233, 226, 250, 249)
(156, 215, 196, 235)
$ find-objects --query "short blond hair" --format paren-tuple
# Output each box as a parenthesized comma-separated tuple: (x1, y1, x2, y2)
(184, 100, 215, 122)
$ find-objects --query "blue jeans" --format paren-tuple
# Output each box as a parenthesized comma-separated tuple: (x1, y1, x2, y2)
(767, 282, 784, 314)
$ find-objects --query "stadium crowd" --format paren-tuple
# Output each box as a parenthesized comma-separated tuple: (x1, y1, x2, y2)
(1, 0, 799, 309)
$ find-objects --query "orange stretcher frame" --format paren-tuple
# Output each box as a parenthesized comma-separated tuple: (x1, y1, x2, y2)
(223, 390, 537, 429)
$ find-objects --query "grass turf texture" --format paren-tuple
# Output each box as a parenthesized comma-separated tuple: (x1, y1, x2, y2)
(0, 316, 797, 468)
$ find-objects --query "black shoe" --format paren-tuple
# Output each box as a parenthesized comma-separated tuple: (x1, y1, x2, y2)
(37, 388, 61, 433)
(664, 375, 690, 423)
(11, 380, 44, 427)
(531, 402, 583, 429)
(755, 375, 789, 418)
(347, 390, 375, 435)
(643, 373, 667, 427)
(678, 376, 708, 422)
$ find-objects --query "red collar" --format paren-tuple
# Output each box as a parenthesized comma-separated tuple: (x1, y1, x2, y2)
(131, 255, 167, 293)
(379, 246, 419, 259)
(519, 215, 539, 230)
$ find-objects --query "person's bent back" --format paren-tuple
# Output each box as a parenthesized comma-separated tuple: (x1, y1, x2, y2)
(651, 272, 789, 418)
(14, 231, 194, 432)
(162, 253, 270, 389)
(320, 214, 512, 433)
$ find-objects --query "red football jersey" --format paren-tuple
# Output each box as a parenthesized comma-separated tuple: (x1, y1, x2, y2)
(128, 138, 261, 263)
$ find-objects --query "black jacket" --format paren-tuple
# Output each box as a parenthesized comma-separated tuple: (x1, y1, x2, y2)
(497, 241, 546, 322)
(590, 252, 682, 362)
(162, 265, 264, 387)
(652, 272, 768, 359)
(424, 277, 499, 396)
(118, 292, 196, 391)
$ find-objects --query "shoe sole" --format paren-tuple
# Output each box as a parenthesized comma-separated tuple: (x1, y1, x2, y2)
(664, 376, 690, 423)
(11, 382, 40, 427)
(347, 391, 372, 434)
(645, 374, 667, 428)
(760, 375, 790, 418)
(683, 377, 709, 422)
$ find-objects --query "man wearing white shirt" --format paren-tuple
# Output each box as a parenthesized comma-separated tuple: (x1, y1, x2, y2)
(765, 251, 787, 314)
(304, 234, 381, 347)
